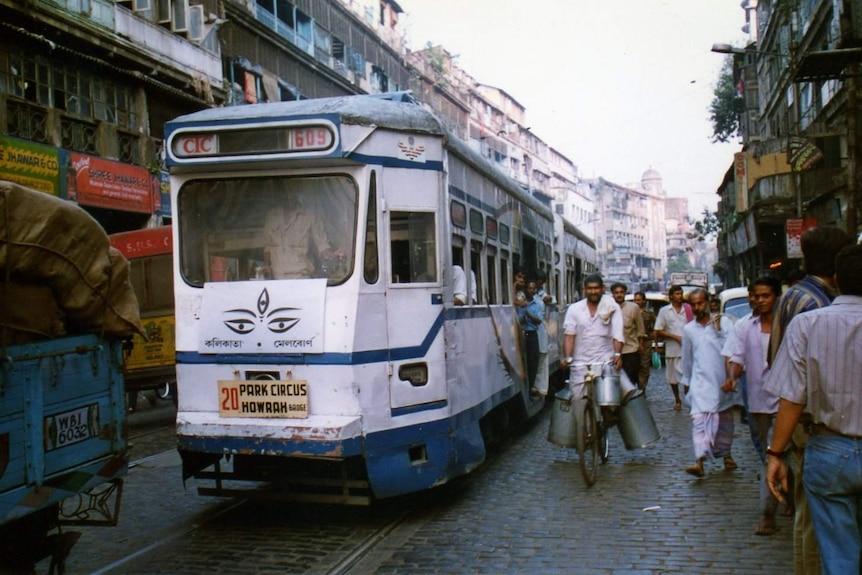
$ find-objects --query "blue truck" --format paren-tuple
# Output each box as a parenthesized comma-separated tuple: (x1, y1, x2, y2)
(0, 335, 128, 571)
(0, 180, 140, 572)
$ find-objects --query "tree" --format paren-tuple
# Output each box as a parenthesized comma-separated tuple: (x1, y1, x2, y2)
(709, 55, 745, 143)
(666, 252, 694, 273)
(691, 208, 721, 241)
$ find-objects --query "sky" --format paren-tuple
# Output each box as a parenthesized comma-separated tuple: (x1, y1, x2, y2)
(400, 0, 748, 217)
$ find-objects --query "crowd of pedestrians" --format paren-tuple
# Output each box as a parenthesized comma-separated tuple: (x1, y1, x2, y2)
(548, 226, 859, 575)
(488, 226, 860, 575)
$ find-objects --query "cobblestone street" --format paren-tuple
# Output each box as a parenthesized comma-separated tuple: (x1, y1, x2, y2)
(59, 368, 794, 574)
(349, 368, 794, 574)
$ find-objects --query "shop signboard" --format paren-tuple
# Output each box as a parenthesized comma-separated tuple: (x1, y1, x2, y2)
(785, 217, 817, 259)
(70, 153, 153, 213)
(734, 152, 748, 212)
(0, 135, 62, 195)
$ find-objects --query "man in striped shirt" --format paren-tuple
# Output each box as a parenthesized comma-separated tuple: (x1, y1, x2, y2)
(766, 226, 854, 574)
(765, 243, 862, 575)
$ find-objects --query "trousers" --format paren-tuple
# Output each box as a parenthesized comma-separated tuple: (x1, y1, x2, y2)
(803, 434, 862, 575)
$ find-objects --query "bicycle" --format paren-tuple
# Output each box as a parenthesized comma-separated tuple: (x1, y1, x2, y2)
(564, 359, 616, 487)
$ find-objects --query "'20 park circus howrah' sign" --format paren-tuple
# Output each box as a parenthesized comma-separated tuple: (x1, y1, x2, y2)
(218, 380, 308, 419)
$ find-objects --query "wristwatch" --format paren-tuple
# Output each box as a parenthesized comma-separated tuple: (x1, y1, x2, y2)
(613, 352, 621, 358)
(765, 446, 786, 458)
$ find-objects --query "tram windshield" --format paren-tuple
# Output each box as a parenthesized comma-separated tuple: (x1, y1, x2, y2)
(178, 175, 357, 287)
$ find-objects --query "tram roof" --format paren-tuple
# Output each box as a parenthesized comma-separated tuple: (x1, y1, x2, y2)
(167, 93, 553, 222)
(561, 217, 596, 250)
(168, 92, 446, 136)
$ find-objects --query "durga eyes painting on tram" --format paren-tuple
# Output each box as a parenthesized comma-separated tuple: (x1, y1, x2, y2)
(221, 288, 302, 335)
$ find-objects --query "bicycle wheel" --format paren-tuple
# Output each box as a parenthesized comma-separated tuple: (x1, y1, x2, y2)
(598, 422, 610, 463)
(578, 399, 598, 486)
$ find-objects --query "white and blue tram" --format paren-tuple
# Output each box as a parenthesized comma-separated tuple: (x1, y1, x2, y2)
(165, 93, 595, 503)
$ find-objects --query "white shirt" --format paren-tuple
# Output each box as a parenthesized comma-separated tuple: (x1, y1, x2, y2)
(654, 303, 689, 358)
(681, 315, 736, 414)
(722, 314, 778, 414)
(452, 265, 476, 305)
(563, 298, 624, 383)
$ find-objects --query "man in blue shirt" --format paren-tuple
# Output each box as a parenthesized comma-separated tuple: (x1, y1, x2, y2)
(519, 279, 544, 397)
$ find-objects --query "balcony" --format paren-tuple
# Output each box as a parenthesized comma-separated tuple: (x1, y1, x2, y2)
(44, 0, 115, 29)
(115, 5, 222, 89)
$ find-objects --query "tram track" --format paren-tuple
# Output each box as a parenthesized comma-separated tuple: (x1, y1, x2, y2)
(322, 508, 413, 575)
(88, 497, 246, 575)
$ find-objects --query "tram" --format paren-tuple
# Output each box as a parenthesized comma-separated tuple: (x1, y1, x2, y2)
(165, 92, 595, 504)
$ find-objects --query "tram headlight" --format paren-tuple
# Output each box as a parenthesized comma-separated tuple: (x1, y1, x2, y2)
(398, 363, 428, 386)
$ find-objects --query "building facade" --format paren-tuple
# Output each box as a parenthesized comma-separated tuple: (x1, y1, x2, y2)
(716, 0, 862, 286)
(0, 0, 412, 232)
(591, 169, 667, 290)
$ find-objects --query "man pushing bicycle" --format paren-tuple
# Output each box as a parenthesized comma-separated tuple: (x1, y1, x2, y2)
(562, 274, 633, 397)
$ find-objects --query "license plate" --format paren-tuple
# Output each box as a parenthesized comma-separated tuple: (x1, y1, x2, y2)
(44, 404, 99, 451)
(218, 380, 308, 419)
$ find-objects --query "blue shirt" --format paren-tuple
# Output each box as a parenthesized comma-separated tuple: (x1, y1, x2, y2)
(519, 296, 544, 332)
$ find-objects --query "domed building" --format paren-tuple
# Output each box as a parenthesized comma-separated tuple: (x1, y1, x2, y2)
(641, 168, 665, 196)
(590, 167, 667, 291)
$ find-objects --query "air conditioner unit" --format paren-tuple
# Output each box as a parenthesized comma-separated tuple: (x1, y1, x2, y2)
(172, 0, 189, 32)
(132, 0, 151, 10)
(187, 4, 204, 41)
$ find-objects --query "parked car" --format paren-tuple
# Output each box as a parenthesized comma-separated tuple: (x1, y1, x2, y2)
(719, 287, 752, 321)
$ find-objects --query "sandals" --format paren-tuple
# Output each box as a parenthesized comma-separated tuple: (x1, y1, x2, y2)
(673, 401, 682, 411)
(756, 515, 777, 536)
(724, 456, 738, 471)
(685, 462, 705, 477)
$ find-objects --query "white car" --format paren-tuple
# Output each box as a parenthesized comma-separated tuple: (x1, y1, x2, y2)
(719, 287, 751, 320)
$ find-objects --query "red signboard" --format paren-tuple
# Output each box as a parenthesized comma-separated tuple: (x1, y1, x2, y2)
(734, 152, 748, 212)
(785, 217, 817, 259)
(70, 153, 154, 213)
(109, 226, 172, 259)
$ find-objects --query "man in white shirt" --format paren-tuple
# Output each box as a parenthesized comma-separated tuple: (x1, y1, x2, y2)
(654, 285, 691, 411)
(562, 274, 624, 394)
(452, 264, 476, 305)
(723, 276, 784, 535)
(682, 288, 737, 477)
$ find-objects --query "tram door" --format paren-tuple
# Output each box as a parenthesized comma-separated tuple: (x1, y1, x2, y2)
(382, 168, 447, 410)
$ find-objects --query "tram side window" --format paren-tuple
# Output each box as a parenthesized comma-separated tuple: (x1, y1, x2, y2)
(451, 244, 475, 305)
(554, 269, 561, 305)
(390, 211, 436, 283)
(501, 250, 510, 304)
(486, 251, 497, 304)
(364, 172, 379, 284)
(470, 242, 483, 305)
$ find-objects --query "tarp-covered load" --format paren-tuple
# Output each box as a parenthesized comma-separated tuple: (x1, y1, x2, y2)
(0, 180, 144, 345)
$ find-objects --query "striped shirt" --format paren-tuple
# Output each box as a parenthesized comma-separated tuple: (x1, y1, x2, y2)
(763, 295, 862, 436)
(768, 275, 837, 363)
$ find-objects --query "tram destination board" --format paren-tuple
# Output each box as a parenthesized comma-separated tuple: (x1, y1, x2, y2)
(218, 380, 308, 418)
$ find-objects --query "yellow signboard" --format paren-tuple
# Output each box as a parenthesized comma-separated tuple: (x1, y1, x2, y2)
(218, 380, 308, 418)
(127, 315, 176, 370)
